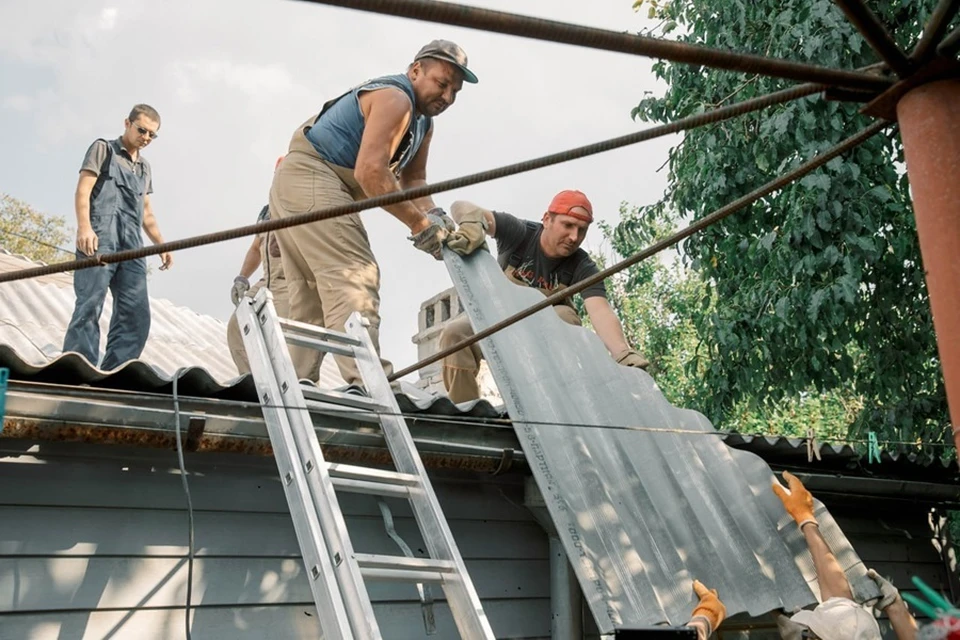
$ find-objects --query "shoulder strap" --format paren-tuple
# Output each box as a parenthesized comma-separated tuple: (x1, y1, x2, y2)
(90, 138, 114, 200)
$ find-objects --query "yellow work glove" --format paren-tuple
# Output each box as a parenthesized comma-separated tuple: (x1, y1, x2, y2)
(772, 470, 817, 529)
(445, 207, 489, 256)
(690, 580, 727, 638)
(615, 348, 650, 370)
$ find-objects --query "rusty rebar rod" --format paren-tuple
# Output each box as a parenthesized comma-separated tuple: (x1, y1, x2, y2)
(832, 0, 914, 76)
(0, 83, 824, 285)
(939, 26, 960, 58)
(911, 0, 960, 61)
(388, 120, 890, 382)
(295, 0, 891, 92)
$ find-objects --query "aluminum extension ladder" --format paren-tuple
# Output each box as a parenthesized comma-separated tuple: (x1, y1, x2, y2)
(236, 288, 494, 640)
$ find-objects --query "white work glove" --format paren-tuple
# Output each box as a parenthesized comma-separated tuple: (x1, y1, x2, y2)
(867, 569, 900, 611)
(230, 276, 250, 306)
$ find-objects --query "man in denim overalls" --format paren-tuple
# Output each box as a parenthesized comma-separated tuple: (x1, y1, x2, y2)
(63, 104, 173, 370)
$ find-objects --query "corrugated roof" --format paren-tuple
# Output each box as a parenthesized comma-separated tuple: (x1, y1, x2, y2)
(0, 250, 953, 481)
(444, 249, 884, 632)
(0, 248, 345, 390)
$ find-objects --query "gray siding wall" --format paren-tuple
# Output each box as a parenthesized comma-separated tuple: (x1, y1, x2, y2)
(0, 442, 550, 640)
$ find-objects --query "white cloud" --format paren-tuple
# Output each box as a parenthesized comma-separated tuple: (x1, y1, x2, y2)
(99, 7, 118, 30)
(0, 0, 676, 373)
(2, 95, 33, 111)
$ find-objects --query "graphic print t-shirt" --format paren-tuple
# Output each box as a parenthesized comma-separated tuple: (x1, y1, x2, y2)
(492, 211, 607, 299)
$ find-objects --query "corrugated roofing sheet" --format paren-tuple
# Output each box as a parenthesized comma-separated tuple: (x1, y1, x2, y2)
(0, 248, 345, 390)
(444, 249, 882, 632)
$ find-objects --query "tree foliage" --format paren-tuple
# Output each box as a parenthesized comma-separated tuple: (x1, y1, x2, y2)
(0, 193, 71, 264)
(622, 0, 953, 450)
(599, 204, 862, 445)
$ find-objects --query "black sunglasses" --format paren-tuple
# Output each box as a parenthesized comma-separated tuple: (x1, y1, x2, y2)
(135, 125, 158, 140)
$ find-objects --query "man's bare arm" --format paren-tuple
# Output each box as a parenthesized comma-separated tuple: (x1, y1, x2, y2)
(398, 124, 437, 212)
(355, 89, 430, 234)
(238, 236, 262, 279)
(584, 296, 631, 356)
(450, 200, 496, 236)
(142, 195, 173, 270)
(75, 171, 99, 256)
(801, 523, 854, 601)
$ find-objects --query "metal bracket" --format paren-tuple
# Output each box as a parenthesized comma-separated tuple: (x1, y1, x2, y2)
(489, 447, 515, 476)
(185, 417, 207, 452)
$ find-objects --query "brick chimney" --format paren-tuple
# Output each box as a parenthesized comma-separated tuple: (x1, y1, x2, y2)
(410, 286, 501, 402)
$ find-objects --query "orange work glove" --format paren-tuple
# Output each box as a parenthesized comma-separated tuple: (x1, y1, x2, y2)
(690, 580, 727, 637)
(772, 470, 817, 529)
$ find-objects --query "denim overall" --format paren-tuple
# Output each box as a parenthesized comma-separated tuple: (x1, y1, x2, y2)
(63, 139, 150, 370)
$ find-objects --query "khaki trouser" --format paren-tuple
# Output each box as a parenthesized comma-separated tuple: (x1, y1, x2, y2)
(268, 120, 392, 386)
(227, 243, 310, 375)
(440, 283, 582, 403)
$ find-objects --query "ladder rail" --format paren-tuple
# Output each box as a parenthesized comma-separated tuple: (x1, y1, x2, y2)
(240, 294, 382, 639)
(236, 299, 355, 639)
(345, 313, 496, 640)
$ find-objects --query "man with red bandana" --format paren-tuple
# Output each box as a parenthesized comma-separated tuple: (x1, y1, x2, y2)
(438, 190, 650, 403)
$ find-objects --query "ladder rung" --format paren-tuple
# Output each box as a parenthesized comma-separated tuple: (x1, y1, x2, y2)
(301, 385, 385, 412)
(328, 464, 420, 486)
(355, 553, 457, 574)
(278, 317, 362, 345)
(284, 333, 357, 358)
(303, 399, 382, 424)
(328, 464, 420, 498)
(331, 477, 411, 498)
(359, 567, 447, 583)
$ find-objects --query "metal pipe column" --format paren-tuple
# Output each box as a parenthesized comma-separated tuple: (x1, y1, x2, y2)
(896, 79, 960, 452)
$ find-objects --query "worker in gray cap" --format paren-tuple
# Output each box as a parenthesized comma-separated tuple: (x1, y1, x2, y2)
(267, 40, 478, 386)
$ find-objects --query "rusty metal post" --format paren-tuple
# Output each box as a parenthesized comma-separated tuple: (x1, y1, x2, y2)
(896, 79, 960, 452)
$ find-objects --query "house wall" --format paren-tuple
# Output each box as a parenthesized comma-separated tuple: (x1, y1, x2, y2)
(0, 441, 955, 639)
(0, 442, 550, 640)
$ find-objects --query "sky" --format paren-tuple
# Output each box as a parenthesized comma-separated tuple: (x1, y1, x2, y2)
(0, 0, 677, 379)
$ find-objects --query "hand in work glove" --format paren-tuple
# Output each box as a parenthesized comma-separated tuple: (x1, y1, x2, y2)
(866, 569, 900, 611)
(615, 348, 650, 370)
(426, 207, 456, 233)
(409, 213, 450, 260)
(230, 275, 250, 306)
(689, 580, 727, 638)
(445, 206, 489, 256)
(772, 470, 817, 529)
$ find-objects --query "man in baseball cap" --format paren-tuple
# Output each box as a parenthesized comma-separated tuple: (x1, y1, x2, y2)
(264, 40, 477, 386)
(414, 39, 479, 84)
(437, 190, 651, 403)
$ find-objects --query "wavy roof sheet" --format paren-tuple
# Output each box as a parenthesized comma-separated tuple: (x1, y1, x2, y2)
(444, 249, 883, 632)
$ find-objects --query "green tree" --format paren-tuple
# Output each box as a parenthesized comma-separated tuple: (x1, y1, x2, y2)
(627, 0, 953, 452)
(0, 193, 71, 264)
(599, 203, 862, 444)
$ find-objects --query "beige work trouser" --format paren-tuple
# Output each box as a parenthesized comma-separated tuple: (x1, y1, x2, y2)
(268, 120, 392, 386)
(440, 281, 582, 403)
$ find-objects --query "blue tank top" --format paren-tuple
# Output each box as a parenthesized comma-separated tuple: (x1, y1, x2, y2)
(305, 74, 432, 176)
